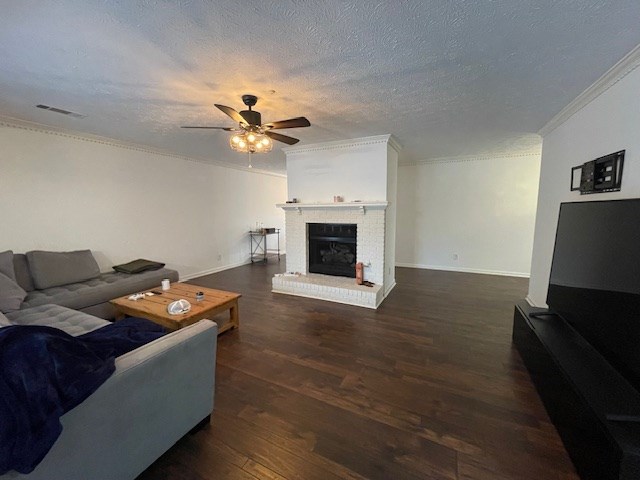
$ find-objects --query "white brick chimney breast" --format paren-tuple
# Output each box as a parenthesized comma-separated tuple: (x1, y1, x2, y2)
(273, 135, 400, 308)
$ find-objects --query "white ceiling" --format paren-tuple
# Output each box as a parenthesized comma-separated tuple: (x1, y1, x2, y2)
(1, 1, 639, 174)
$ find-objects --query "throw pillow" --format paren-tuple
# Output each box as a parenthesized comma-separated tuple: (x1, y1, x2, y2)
(112, 259, 165, 274)
(0, 250, 16, 281)
(26, 250, 100, 290)
(0, 272, 27, 313)
(0, 311, 11, 327)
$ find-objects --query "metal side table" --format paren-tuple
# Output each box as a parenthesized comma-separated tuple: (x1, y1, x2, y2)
(249, 228, 280, 263)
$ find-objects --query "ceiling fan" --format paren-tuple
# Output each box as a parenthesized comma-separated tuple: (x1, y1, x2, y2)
(181, 94, 310, 152)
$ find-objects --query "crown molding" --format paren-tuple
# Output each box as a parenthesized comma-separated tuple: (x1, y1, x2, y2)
(400, 151, 541, 167)
(387, 135, 402, 153)
(283, 134, 401, 156)
(538, 42, 640, 137)
(0, 115, 286, 178)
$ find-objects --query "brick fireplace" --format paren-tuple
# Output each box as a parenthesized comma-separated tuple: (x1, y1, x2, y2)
(273, 202, 388, 307)
(271, 134, 400, 309)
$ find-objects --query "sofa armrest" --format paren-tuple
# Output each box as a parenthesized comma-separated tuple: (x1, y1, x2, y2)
(115, 318, 217, 372)
(4, 319, 218, 480)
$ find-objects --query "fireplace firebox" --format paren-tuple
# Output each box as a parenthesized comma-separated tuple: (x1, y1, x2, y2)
(308, 223, 357, 278)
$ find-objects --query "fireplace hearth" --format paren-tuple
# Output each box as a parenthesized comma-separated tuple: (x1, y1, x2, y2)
(308, 223, 357, 278)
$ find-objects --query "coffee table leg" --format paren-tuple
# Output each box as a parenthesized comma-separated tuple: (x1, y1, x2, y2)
(230, 301, 239, 330)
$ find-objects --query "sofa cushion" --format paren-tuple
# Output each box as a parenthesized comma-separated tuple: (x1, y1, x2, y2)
(13, 253, 35, 292)
(0, 272, 27, 313)
(0, 311, 10, 327)
(6, 304, 109, 336)
(0, 250, 16, 281)
(22, 268, 178, 311)
(26, 250, 100, 290)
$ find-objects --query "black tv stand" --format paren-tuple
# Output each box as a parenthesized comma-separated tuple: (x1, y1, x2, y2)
(513, 301, 640, 480)
(606, 414, 640, 424)
(527, 310, 560, 319)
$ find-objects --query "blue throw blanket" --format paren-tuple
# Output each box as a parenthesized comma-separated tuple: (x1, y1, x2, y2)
(0, 317, 165, 475)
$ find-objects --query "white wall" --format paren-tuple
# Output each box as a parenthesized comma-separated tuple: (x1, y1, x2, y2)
(528, 62, 640, 306)
(0, 123, 286, 279)
(285, 136, 390, 203)
(396, 154, 541, 277)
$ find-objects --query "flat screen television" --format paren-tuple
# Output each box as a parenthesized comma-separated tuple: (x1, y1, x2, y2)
(547, 198, 640, 392)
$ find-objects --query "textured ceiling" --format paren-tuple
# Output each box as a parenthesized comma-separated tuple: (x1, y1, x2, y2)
(1, 1, 640, 173)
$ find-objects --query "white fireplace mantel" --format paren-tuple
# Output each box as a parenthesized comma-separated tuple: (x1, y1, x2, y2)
(276, 201, 388, 214)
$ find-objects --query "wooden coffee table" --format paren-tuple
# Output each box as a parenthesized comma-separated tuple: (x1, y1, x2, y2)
(110, 283, 241, 334)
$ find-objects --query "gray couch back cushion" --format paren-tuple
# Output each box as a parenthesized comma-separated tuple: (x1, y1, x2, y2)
(13, 253, 35, 292)
(0, 272, 27, 313)
(26, 250, 101, 290)
(0, 250, 16, 281)
(0, 310, 10, 326)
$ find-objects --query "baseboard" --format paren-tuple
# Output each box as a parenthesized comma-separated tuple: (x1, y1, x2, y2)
(395, 262, 530, 278)
(179, 259, 253, 281)
(383, 280, 397, 298)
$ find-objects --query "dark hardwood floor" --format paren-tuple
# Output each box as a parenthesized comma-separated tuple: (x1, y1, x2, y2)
(137, 262, 578, 480)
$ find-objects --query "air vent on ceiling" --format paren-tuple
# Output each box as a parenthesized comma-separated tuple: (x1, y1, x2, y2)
(36, 104, 86, 118)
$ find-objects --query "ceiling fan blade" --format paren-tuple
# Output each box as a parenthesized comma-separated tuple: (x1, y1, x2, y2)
(265, 131, 300, 145)
(181, 126, 234, 130)
(264, 116, 311, 130)
(214, 103, 248, 125)
(214, 104, 248, 125)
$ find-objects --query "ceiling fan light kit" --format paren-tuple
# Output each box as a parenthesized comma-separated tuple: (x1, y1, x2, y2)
(230, 131, 273, 153)
(181, 94, 311, 154)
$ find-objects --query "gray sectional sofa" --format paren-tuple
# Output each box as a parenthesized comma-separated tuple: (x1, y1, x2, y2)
(12, 251, 179, 319)
(0, 250, 217, 480)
